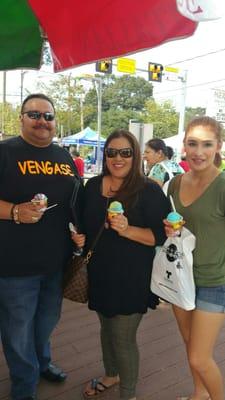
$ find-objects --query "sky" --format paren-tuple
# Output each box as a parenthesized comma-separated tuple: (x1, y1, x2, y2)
(1, 13, 225, 112)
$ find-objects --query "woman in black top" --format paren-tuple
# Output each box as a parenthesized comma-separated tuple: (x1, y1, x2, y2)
(73, 129, 170, 400)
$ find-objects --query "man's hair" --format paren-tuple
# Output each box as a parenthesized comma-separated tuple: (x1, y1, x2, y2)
(21, 93, 55, 113)
(70, 149, 80, 157)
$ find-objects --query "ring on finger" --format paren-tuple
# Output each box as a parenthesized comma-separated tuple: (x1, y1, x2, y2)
(32, 216, 39, 222)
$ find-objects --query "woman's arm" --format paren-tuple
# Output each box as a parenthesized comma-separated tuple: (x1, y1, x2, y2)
(0, 200, 14, 220)
(109, 213, 156, 246)
(120, 225, 156, 246)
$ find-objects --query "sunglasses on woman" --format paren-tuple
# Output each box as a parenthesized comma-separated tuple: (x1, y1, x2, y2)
(22, 111, 55, 122)
(105, 148, 133, 158)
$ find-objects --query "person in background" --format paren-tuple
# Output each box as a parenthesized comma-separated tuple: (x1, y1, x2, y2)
(166, 146, 185, 174)
(166, 116, 225, 400)
(70, 148, 85, 179)
(143, 138, 183, 187)
(0, 93, 82, 400)
(166, 146, 174, 160)
(179, 153, 190, 172)
(72, 129, 170, 400)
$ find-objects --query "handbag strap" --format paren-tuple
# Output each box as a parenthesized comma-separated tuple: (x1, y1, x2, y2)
(85, 197, 110, 262)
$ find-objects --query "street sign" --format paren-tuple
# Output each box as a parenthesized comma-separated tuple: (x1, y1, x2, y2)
(164, 66, 179, 73)
(117, 58, 136, 74)
(206, 88, 225, 126)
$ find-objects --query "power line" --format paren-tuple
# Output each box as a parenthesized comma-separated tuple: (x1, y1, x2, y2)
(153, 77, 225, 96)
(165, 48, 225, 66)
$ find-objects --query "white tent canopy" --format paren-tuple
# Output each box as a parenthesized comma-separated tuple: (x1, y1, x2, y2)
(164, 133, 185, 156)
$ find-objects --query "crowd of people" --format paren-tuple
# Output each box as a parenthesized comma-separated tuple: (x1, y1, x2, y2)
(0, 93, 224, 400)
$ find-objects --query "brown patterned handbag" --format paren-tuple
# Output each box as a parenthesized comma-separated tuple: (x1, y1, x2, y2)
(63, 251, 92, 303)
(63, 224, 105, 303)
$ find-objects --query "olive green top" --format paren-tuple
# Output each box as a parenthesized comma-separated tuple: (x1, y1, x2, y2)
(168, 173, 225, 287)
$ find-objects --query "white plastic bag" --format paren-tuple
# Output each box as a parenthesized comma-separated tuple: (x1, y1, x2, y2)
(151, 227, 196, 310)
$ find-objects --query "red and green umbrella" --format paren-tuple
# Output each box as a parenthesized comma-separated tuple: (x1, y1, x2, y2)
(0, 0, 197, 72)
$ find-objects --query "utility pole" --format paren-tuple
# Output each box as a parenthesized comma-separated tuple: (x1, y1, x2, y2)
(94, 78, 102, 174)
(20, 70, 28, 104)
(80, 95, 84, 132)
(77, 74, 103, 174)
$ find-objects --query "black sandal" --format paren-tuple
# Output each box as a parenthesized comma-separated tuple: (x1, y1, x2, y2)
(83, 378, 118, 399)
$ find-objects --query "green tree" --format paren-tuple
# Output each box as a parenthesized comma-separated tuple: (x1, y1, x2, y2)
(99, 75, 153, 112)
(185, 106, 206, 127)
(105, 75, 152, 111)
(38, 75, 84, 135)
(143, 99, 179, 138)
(102, 109, 143, 137)
(0, 103, 20, 136)
(84, 75, 152, 135)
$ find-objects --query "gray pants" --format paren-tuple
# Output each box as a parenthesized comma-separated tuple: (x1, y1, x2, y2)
(98, 313, 143, 400)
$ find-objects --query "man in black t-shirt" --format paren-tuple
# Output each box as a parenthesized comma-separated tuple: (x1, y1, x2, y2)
(0, 94, 81, 400)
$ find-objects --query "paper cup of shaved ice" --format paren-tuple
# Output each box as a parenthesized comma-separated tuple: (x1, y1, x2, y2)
(31, 193, 48, 207)
(108, 201, 124, 221)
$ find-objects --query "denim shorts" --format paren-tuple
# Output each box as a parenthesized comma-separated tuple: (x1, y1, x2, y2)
(196, 285, 225, 313)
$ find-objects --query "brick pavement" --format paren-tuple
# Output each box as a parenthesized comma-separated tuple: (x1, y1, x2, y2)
(1, 300, 225, 400)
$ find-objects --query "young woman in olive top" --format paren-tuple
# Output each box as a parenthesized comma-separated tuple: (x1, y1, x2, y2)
(166, 116, 225, 400)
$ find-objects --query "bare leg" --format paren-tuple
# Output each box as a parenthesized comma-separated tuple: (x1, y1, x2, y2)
(172, 305, 209, 400)
(189, 310, 225, 400)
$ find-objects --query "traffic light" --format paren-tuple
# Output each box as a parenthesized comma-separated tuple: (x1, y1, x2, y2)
(148, 62, 163, 82)
(96, 59, 112, 74)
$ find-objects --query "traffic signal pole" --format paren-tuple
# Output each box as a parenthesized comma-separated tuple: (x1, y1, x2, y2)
(94, 77, 102, 174)
(75, 74, 103, 174)
(178, 70, 187, 137)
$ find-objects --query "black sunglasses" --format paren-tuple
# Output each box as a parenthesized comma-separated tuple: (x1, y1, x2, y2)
(22, 111, 55, 122)
(105, 147, 133, 158)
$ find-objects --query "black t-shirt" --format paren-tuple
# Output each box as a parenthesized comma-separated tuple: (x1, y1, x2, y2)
(83, 175, 170, 317)
(0, 136, 82, 277)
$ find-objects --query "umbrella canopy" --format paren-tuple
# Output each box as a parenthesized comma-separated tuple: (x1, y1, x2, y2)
(0, 0, 197, 72)
(61, 127, 106, 147)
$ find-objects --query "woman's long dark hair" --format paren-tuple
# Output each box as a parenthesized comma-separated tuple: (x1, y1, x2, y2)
(145, 138, 168, 157)
(102, 129, 145, 210)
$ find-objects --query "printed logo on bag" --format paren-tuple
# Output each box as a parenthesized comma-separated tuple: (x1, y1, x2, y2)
(164, 270, 173, 284)
(166, 271, 172, 279)
(176, 261, 183, 269)
(162, 244, 184, 263)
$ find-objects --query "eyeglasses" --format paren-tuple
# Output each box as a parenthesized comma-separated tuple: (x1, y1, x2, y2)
(105, 147, 133, 158)
(22, 111, 55, 122)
